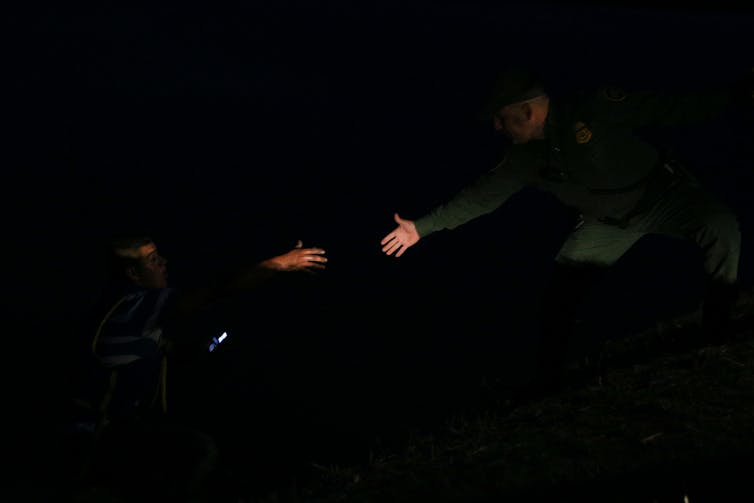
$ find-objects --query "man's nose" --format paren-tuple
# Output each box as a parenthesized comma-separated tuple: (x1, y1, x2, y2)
(493, 115, 503, 130)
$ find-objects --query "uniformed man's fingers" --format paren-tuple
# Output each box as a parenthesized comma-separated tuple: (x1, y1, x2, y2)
(384, 240, 402, 256)
(382, 240, 398, 254)
(380, 233, 395, 245)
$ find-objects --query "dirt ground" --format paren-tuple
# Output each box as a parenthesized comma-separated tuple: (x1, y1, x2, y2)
(293, 315, 754, 503)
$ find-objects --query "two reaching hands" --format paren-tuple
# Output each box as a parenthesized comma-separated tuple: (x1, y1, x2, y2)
(263, 240, 328, 272)
(260, 212, 418, 272)
(380, 213, 420, 258)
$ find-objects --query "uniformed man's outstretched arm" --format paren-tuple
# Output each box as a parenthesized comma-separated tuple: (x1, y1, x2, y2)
(380, 213, 420, 258)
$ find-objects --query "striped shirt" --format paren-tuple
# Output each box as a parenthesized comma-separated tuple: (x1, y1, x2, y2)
(95, 288, 173, 367)
(92, 287, 175, 419)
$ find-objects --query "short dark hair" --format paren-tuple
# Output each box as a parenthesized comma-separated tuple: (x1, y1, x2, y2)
(106, 235, 154, 280)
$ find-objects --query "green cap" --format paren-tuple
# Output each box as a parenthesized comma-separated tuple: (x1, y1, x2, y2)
(478, 68, 546, 120)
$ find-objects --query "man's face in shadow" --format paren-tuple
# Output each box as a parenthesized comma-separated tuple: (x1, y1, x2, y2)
(126, 242, 168, 289)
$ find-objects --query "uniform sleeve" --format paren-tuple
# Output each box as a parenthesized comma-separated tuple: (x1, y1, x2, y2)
(591, 85, 733, 128)
(414, 152, 529, 237)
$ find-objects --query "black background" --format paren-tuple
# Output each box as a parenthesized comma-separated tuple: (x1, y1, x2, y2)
(8, 1, 754, 318)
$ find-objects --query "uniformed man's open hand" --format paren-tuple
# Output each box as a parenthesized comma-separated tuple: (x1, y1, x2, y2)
(381, 213, 420, 257)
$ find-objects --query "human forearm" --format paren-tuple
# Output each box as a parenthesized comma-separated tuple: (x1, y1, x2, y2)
(164, 262, 275, 322)
(415, 167, 525, 237)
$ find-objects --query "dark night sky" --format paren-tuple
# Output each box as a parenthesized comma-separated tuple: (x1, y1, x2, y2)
(7, 1, 754, 360)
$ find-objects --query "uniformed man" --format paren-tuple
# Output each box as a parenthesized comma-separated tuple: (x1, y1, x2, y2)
(379, 67, 752, 389)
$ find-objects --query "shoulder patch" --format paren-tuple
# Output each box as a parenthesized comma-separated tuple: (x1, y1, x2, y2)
(601, 86, 626, 102)
(574, 121, 592, 144)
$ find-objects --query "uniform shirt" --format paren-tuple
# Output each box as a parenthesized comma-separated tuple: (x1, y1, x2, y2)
(415, 85, 733, 238)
